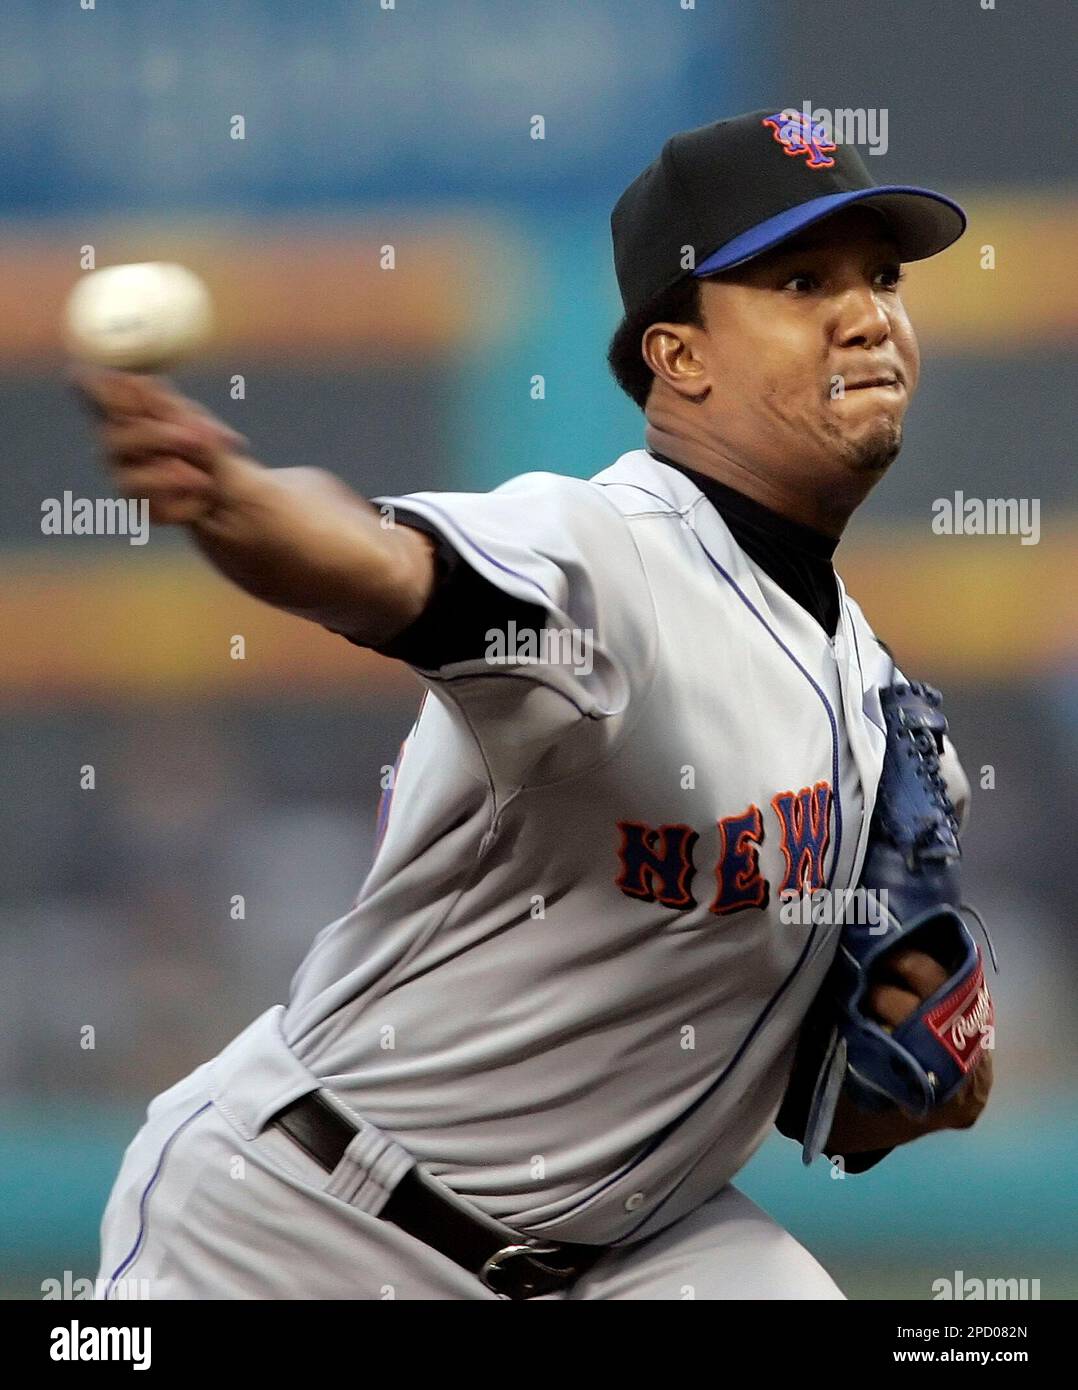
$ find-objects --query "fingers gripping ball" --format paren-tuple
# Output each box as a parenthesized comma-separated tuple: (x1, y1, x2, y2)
(64, 263, 214, 371)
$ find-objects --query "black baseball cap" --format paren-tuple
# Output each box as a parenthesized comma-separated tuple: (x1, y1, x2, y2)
(611, 108, 966, 316)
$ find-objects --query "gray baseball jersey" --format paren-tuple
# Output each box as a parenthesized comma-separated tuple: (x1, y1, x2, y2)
(278, 448, 903, 1247)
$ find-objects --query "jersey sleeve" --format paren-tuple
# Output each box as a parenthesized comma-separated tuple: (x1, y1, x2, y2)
(372, 509, 549, 671)
(365, 472, 658, 782)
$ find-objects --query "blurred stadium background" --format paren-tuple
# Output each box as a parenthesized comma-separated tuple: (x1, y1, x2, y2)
(2, 0, 1075, 1299)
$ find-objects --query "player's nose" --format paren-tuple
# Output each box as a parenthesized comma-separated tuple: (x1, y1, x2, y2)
(831, 287, 892, 349)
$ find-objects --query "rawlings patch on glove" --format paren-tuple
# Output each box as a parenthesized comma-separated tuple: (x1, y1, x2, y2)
(802, 679, 995, 1160)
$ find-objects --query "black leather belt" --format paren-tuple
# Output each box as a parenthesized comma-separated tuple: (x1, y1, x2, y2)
(272, 1090, 604, 1299)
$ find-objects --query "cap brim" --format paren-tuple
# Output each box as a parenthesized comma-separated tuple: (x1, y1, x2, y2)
(693, 186, 966, 277)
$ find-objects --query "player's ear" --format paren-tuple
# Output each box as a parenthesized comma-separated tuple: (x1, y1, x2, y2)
(641, 321, 711, 402)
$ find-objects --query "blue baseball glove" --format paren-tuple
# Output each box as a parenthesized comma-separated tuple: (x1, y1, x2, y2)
(799, 679, 995, 1161)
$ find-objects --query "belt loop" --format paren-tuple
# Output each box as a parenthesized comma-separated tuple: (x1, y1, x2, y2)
(323, 1126, 416, 1216)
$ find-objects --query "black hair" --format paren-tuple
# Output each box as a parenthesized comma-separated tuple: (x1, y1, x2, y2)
(607, 275, 705, 410)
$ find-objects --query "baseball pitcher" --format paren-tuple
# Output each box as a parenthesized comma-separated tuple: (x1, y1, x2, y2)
(84, 109, 994, 1301)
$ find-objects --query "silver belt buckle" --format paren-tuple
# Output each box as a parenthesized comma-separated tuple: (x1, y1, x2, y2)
(478, 1242, 566, 1298)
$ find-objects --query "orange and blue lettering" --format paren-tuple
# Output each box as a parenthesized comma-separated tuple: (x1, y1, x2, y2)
(615, 820, 698, 908)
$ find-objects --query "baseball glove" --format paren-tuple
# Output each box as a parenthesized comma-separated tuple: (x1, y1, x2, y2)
(799, 678, 996, 1162)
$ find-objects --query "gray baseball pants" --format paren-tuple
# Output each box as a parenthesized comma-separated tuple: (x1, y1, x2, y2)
(97, 1007, 844, 1301)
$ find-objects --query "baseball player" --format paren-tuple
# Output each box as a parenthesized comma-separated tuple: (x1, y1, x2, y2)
(84, 109, 993, 1301)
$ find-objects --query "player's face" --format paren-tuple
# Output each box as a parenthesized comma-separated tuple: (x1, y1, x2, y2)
(694, 207, 920, 491)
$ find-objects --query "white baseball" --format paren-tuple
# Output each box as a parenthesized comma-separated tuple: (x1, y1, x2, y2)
(63, 262, 214, 370)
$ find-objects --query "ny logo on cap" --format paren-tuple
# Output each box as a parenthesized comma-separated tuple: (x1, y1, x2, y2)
(762, 110, 837, 169)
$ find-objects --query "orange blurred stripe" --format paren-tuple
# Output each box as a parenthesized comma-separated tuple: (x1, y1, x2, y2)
(900, 194, 1078, 351)
(2, 524, 1075, 704)
(3, 552, 416, 703)
(0, 216, 520, 363)
(839, 522, 1077, 678)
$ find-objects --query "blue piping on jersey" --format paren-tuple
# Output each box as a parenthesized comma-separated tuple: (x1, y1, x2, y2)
(397, 498, 556, 605)
(374, 745, 403, 850)
(847, 613, 889, 734)
(395, 477, 849, 1241)
(581, 479, 848, 1242)
(595, 477, 842, 877)
(390, 500, 608, 720)
(105, 1100, 211, 1296)
(695, 541, 843, 881)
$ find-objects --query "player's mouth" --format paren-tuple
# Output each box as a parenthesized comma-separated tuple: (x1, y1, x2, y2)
(843, 374, 901, 391)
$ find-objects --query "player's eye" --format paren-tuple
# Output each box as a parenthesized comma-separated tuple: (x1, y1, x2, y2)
(875, 264, 906, 290)
(782, 272, 818, 293)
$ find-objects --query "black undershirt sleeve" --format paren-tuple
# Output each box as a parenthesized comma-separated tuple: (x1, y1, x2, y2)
(365, 511, 548, 670)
